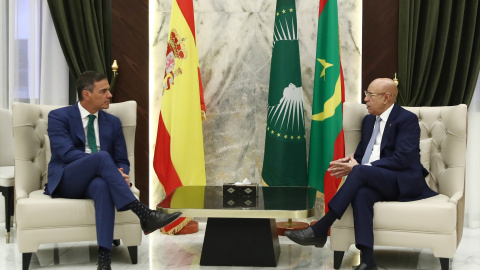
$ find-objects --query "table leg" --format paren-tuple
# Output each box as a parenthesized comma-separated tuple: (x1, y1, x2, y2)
(200, 218, 280, 266)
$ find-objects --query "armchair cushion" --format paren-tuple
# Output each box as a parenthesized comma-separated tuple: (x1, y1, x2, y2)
(17, 190, 139, 229)
(334, 194, 455, 234)
(0, 166, 14, 187)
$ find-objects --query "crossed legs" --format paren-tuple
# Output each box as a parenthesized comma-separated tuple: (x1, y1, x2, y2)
(54, 151, 137, 250)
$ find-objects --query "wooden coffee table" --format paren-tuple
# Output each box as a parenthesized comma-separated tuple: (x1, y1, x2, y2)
(157, 186, 316, 267)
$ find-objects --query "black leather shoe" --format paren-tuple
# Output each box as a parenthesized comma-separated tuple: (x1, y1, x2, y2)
(141, 211, 182, 235)
(354, 263, 378, 270)
(97, 261, 111, 270)
(284, 227, 327, 247)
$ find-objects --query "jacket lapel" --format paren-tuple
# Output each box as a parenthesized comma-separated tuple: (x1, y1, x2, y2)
(98, 110, 109, 152)
(70, 103, 85, 143)
(380, 104, 399, 151)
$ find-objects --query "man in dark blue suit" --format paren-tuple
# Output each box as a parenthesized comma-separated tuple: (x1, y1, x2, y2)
(46, 71, 181, 270)
(285, 78, 437, 270)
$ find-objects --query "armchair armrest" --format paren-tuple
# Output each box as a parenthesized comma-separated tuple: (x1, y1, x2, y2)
(16, 189, 29, 201)
(448, 191, 463, 205)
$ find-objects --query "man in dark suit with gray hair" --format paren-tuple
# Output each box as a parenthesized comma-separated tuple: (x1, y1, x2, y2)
(286, 78, 437, 270)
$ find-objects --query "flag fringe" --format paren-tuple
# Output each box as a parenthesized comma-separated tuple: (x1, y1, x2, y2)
(160, 217, 191, 235)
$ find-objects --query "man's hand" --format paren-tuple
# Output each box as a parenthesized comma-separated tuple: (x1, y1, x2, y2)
(327, 154, 359, 179)
(118, 168, 131, 187)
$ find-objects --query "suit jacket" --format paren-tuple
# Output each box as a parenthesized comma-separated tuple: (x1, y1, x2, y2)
(45, 103, 129, 196)
(353, 104, 437, 201)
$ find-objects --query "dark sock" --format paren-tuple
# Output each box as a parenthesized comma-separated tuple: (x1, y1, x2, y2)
(358, 245, 376, 267)
(311, 210, 337, 238)
(124, 200, 153, 222)
(98, 246, 111, 265)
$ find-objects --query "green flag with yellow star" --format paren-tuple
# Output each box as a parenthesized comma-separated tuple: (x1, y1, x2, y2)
(308, 0, 345, 213)
(262, 0, 308, 187)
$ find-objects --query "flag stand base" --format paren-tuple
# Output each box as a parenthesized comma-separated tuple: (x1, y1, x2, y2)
(174, 220, 199, 235)
(276, 218, 308, 236)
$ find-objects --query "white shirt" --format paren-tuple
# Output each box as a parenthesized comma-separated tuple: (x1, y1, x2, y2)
(367, 103, 394, 164)
(78, 103, 101, 153)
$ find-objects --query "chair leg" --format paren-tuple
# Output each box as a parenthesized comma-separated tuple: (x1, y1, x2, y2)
(439, 257, 450, 270)
(4, 196, 10, 243)
(334, 251, 345, 269)
(127, 246, 138, 264)
(9, 186, 14, 228)
(1, 186, 13, 243)
(23, 253, 32, 270)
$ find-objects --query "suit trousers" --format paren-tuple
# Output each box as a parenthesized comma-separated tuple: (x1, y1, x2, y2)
(54, 151, 137, 250)
(328, 165, 400, 249)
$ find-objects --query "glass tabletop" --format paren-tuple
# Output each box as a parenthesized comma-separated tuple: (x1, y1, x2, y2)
(157, 186, 317, 219)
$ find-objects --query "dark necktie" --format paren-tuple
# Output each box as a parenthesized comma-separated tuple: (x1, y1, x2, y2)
(361, 117, 382, 164)
(87, 114, 98, 153)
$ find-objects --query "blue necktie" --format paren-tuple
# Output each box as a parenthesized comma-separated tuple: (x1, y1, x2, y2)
(87, 114, 98, 153)
(362, 117, 382, 164)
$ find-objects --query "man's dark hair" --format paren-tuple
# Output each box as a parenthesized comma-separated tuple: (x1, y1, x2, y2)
(76, 71, 107, 101)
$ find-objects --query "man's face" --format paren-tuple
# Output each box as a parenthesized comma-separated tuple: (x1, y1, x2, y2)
(364, 83, 387, 116)
(84, 79, 112, 112)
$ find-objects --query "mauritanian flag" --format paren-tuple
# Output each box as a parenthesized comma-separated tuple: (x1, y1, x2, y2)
(153, 0, 206, 234)
(308, 0, 345, 213)
(262, 0, 308, 187)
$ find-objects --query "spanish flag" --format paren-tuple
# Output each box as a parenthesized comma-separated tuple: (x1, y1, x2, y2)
(153, 0, 206, 234)
(308, 0, 345, 213)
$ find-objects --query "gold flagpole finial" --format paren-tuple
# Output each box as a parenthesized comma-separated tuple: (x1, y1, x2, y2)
(393, 73, 399, 87)
(110, 60, 119, 94)
(112, 60, 119, 72)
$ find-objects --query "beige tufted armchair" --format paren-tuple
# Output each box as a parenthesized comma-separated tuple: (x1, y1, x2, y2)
(0, 108, 15, 243)
(12, 101, 142, 270)
(330, 102, 467, 270)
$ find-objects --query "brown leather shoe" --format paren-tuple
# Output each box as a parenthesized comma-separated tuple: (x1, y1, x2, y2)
(284, 227, 327, 247)
(141, 211, 182, 235)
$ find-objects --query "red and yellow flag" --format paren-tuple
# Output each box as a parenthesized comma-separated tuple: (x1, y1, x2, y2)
(153, 0, 206, 234)
(308, 0, 345, 213)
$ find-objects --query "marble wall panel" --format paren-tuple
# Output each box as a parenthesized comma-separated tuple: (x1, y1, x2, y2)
(151, 0, 361, 202)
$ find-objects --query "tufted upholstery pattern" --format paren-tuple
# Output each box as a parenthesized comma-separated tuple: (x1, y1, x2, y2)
(12, 101, 142, 253)
(330, 102, 467, 267)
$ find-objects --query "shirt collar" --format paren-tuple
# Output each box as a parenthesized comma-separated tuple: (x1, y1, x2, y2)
(78, 102, 99, 119)
(379, 103, 394, 122)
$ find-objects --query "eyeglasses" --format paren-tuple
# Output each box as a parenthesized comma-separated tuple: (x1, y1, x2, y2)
(364, 91, 387, 97)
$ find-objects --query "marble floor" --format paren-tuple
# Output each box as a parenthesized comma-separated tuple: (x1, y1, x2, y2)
(1, 221, 480, 270)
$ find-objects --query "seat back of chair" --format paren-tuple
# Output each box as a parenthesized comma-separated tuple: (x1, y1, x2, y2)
(0, 108, 15, 167)
(12, 101, 137, 201)
(12, 103, 59, 200)
(104, 101, 137, 183)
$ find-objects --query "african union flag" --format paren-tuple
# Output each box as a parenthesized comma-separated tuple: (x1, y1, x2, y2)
(262, 0, 308, 187)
